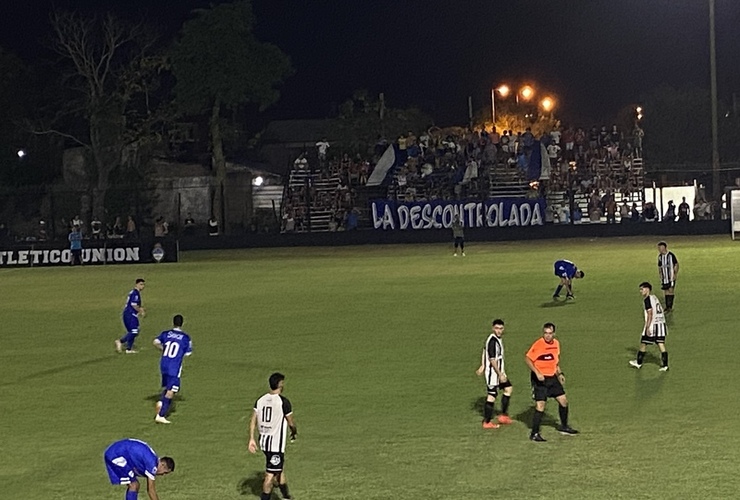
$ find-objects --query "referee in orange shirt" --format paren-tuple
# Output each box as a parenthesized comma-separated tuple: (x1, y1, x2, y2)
(525, 322, 578, 442)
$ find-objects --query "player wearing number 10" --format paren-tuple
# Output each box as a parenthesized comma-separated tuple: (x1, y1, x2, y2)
(153, 315, 192, 424)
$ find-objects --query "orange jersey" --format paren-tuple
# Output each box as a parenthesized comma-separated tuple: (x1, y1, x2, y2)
(526, 337, 560, 376)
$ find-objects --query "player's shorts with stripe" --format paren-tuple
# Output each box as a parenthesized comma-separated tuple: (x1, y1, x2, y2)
(486, 379, 512, 397)
(104, 454, 136, 485)
(264, 451, 285, 473)
(661, 281, 675, 290)
(123, 315, 139, 334)
(531, 374, 565, 401)
(641, 324, 667, 344)
(161, 374, 181, 393)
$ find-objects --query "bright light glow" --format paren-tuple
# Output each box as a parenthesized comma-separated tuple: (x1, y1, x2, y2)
(540, 97, 555, 112)
(252, 175, 264, 187)
(497, 85, 510, 97)
(17, 149, 26, 158)
(636, 106, 643, 113)
(520, 85, 535, 101)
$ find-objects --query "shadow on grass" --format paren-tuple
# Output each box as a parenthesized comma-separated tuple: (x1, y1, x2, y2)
(144, 393, 186, 415)
(237, 472, 280, 498)
(470, 396, 486, 417)
(513, 406, 559, 429)
(539, 300, 572, 308)
(624, 347, 660, 367)
(1, 355, 113, 386)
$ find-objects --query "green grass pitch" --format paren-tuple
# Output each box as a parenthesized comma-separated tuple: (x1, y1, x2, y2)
(1, 235, 739, 499)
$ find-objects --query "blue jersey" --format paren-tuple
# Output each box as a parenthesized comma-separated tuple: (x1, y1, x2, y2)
(554, 260, 578, 279)
(155, 328, 192, 377)
(123, 289, 141, 320)
(104, 439, 159, 481)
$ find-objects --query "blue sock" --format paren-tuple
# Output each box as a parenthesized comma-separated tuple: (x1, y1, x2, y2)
(126, 334, 138, 351)
(119, 333, 130, 345)
(159, 396, 172, 417)
(554, 285, 563, 296)
(126, 488, 138, 500)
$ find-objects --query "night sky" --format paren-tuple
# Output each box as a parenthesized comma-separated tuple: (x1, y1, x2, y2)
(2, 0, 739, 126)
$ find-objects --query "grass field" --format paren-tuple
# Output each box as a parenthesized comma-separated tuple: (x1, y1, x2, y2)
(1, 235, 739, 499)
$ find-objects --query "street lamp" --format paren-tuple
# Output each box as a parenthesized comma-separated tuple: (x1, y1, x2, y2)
(540, 96, 555, 113)
(709, 0, 720, 199)
(491, 85, 511, 126)
(636, 106, 643, 121)
(520, 85, 535, 102)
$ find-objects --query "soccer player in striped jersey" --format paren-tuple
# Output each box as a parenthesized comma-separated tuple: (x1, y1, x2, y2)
(630, 282, 669, 371)
(657, 241, 679, 312)
(475, 319, 513, 428)
(153, 315, 192, 424)
(553, 259, 584, 300)
(248, 373, 297, 500)
(103, 438, 174, 500)
(116, 279, 146, 353)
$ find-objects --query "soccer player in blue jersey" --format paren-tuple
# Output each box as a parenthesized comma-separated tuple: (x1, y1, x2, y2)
(553, 259, 585, 300)
(116, 279, 146, 354)
(103, 438, 174, 500)
(153, 314, 192, 424)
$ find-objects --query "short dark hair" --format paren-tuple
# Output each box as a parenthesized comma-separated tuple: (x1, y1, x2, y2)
(492, 319, 505, 326)
(543, 322, 556, 332)
(578, 270, 585, 278)
(173, 315, 184, 327)
(135, 278, 145, 284)
(269, 372, 285, 390)
(161, 456, 175, 472)
(657, 241, 667, 247)
(639, 281, 652, 290)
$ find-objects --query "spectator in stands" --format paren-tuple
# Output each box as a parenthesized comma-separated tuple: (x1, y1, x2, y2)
(154, 217, 169, 238)
(558, 202, 570, 224)
(316, 138, 330, 164)
(633, 124, 644, 156)
(125, 215, 137, 239)
(521, 127, 535, 157)
(500, 130, 510, 154)
(609, 125, 621, 145)
(620, 202, 630, 222)
(550, 127, 562, 146)
(572, 205, 583, 224)
(108, 216, 125, 239)
(36, 220, 48, 242)
(294, 152, 308, 170)
(693, 199, 707, 220)
(663, 200, 676, 222)
(282, 210, 295, 233)
(184, 213, 196, 234)
(562, 126, 575, 158)
(72, 214, 84, 233)
(677, 197, 690, 222)
(91, 215, 103, 240)
(605, 194, 617, 224)
(208, 215, 219, 236)
(630, 203, 641, 222)
(642, 202, 657, 222)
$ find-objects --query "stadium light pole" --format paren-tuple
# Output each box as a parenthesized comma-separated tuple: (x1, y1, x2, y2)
(491, 85, 510, 126)
(709, 0, 721, 200)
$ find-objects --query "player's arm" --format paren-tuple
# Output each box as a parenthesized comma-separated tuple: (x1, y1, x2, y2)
(489, 356, 505, 381)
(248, 410, 258, 453)
(556, 364, 565, 384)
(644, 304, 653, 334)
(133, 303, 146, 317)
(145, 477, 160, 500)
(673, 261, 679, 279)
(286, 413, 297, 441)
(153, 338, 163, 351)
(525, 354, 544, 381)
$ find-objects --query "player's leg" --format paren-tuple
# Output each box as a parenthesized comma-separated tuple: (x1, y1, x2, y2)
(261, 471, 275, 500)
(460, 238, 465, 256)
(126, 481, 140, 500)
(665, 284, 675, 311)
(553, 277, 565, 298)
(497, 382, 513, 424)
(276, 471, 293, 499)
(156, 376, 178, 423)
(565, 278, 574, 298)
(483, 392, 498, 428)
(453, 237, 459, 256)
(656, 326, 668, 370)
(554, 391, 577, 434)
(630, 341, 649, 368)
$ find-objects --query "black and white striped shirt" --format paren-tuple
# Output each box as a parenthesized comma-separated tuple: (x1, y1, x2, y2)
(482, 334, 504, 386)
(658, 251, 678, 284)
(254, 393, 293, 453)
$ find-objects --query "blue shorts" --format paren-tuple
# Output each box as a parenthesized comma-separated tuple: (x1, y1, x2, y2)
(104, 454, 136, 485)
(161, 374, 181, 393)
(123, 315, 139, 334)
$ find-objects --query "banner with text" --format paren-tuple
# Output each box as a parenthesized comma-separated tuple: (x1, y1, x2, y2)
(0, 240, 178, 268)
(370, 198, 546, 230)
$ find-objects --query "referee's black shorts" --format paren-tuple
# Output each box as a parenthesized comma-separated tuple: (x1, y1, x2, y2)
(531, 373, 565, 401)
